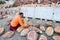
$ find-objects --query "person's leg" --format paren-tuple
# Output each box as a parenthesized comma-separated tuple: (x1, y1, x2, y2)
(10, 25, 16, 31)
(9, 24, 20, 31)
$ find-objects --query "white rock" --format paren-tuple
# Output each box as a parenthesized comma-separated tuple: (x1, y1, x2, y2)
(55, 26, 60, 33)
(39, 35, 47, 40)
(27, 30, 38, 40)
(0, 27, 4, 35)
(40, 26, 45, 31)
(2, 31, 14, 38)
(51, 3, 56, 7)
(53, 35, 60, 40)
(20, 28, 30, 36)
(45, 27, 54, 36)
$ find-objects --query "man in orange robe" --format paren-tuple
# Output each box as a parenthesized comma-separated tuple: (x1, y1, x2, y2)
(10, 12, 28, 31)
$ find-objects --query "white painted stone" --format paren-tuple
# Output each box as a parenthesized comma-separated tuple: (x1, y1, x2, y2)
(2, 31, 14, 38)
(46, 27, 54, 36)
(27, 30, 38, 40)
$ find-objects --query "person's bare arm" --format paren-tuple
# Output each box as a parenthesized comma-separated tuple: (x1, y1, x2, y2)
(19, 18, 29, 28)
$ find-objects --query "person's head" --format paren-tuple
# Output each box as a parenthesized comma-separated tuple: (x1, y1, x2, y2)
(19, 12, 23, 17)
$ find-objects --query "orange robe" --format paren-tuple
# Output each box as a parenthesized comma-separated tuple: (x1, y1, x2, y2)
(11, 15, 26, 27)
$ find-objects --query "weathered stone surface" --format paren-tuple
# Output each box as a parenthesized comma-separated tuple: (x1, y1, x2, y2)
(16, 27, 24, 32)
(2, 31, 14, 38)
(44, 21, 53, 27)
(55, 26, 60, 33)
(27, 30, 38, 40)
(53, 35, 60, 40)
(40, 26, 45, 31)
(46, 27, 54, 36)
(39, 35, 47, 40)
(20, 28, 29, 36)
(0, 27, 4, 35)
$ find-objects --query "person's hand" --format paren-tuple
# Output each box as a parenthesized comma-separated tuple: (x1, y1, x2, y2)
(24, 25, 29, 28)
(28, 26, 33, 30)
(25, 17, 29, 21)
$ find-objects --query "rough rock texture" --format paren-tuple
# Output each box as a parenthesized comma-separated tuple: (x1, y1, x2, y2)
(20, 28, 30, 36)
(0, 27, 4, 35)
(0, 15, 3, 19)
(16, 27, 24, 32)
(46, 27, 54, 36)
(2, 31, 14, 38)
(53, 35, 60, 40)
(27, 30, 38, 40)
(44, 21, 53, 27)
(32, 27, 42, 33)
(55, 26, 60, 33)
(5, 17, 13, 25)
(39, 35, 47, 40)
(40, 26, 45, 31)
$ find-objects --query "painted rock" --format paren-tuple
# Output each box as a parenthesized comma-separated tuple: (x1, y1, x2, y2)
(53, 35, 60, 40)
(44, 21, 53, 27)
(40, 26, 45, 31)
(0, 27, 4, 35)
(16, 27, 24, 32)
(27, 30, 38, 40)
(39, 35, 47, 40)
(46, 27, 54, 36)
(2, 31, 14, 38)
(20, 28, 30, 36)
(55, 26, 60, 33)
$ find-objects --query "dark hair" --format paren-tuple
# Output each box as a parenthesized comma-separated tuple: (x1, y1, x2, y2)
(19, 12, 23, 15)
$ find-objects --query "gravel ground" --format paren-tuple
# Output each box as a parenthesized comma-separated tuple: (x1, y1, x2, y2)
(0, 16, 60, 40)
